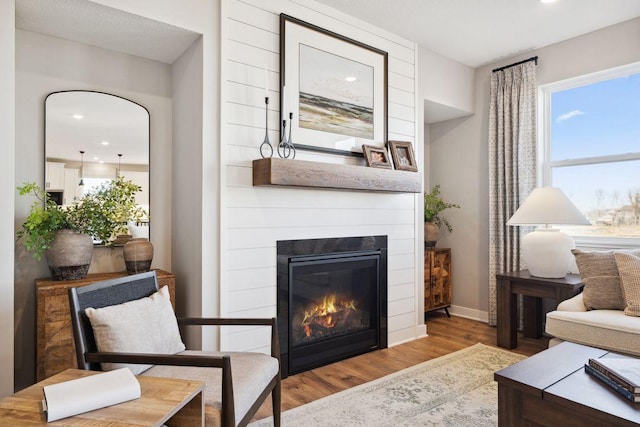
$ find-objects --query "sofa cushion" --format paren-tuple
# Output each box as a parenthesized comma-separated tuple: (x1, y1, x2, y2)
(615, 252, 640, 317)
(572, 249, 640, 310)
(85, 285, 185, 374)
(546, 309, 640, 357)
(556, 292, 587, 312)
(142, 350, 279, 426)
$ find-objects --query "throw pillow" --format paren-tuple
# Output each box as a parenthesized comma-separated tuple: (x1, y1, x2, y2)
(614, 252, 640, 317)
(572, 249, 640, 310)
(85, 285, 185, 374)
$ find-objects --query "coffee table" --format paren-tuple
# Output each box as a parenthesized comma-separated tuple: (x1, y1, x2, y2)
(495, 341, 640, 426)
(0, 369, 204, 426)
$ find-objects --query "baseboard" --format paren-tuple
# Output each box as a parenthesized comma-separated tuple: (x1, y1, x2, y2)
(389, 323, 428, 347)
(448, 305, 489, 323)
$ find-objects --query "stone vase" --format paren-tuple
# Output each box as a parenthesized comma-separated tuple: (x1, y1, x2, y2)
(424, 222, 440, 248)
(123, 238, 154, 274)
(45, 229, 93, 280)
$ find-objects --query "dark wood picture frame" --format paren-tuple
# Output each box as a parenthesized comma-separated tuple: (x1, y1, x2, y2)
(362, 144, 392, 169)
(280, 13, 388, 158)
(389, 141, 418, 172)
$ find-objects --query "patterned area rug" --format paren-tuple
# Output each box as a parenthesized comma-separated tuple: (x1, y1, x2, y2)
(250, 343, 525, 427)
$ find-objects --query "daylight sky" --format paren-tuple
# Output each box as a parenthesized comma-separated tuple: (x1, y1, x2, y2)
(550, 73, 640, 214)
(299, 44, 374, 108)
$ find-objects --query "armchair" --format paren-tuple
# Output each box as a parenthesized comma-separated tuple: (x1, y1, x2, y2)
(68, 271, 281, 427)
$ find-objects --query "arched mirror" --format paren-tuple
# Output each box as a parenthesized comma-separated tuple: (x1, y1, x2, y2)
(45, 90, 150, 239)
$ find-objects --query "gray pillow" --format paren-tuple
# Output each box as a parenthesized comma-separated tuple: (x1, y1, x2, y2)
(572, 249, 640, 310)
(85, 285, 185, 374)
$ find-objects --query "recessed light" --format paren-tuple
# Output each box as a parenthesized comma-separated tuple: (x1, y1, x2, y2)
(345, 76, 357, 82)
(540, 0, 557, 3)
(72, 114, 84, 120)
(101, 141, 109, 146)
(93, 156, 99, 161)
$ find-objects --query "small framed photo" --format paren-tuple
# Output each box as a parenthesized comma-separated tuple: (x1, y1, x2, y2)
(389, 141, 418, 172)
(362, 144, 392, 169)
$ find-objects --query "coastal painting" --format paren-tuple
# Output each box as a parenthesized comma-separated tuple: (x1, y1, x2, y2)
(298, 44, 374, 139)
(280, 14, 387, 155)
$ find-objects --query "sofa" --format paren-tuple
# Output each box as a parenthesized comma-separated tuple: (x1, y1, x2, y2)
(545, 249, 640, 356)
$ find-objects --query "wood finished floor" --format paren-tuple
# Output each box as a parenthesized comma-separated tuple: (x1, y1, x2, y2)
(254, 312, 549, 421)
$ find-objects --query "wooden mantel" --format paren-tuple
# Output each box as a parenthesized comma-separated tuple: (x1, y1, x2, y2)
(252, 158, 422, 193)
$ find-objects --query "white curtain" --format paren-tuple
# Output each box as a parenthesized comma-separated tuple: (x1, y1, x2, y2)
(488, 60, 537, 326)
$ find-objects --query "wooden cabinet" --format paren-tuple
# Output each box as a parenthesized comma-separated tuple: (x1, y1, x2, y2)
(36, 270, 175, 381)
(424, 248, 452, 315)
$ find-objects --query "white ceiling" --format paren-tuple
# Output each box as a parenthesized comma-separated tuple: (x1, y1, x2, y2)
(15, 0, 200, 64)
(16, 0, 640, 69)
(314, 0, 640, 68)
(46, 91, 149, 166)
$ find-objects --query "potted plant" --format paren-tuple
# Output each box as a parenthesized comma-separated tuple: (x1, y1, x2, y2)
(71, 176, 151, 275)
(424, 184, 460, 248)
(17, 182, 94, 280)
(17, 176, 148, 280)
(67, 176, 147, 245)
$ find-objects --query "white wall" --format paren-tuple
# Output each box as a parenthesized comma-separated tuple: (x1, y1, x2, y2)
(171, 37, 206, 348)
(430, 17, 640, 320)
(77, 0, 220, 350)
(14, 29, 173, 390)
(419, 46, 474, 124)
(0, 0, 15, 399)
(220, 0, 424, 352)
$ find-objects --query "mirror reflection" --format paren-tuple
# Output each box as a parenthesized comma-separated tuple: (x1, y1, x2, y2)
(45, 90, 150, 239)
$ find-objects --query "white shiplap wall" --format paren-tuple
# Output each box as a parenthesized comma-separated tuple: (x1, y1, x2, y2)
(220, 0, 423, 352)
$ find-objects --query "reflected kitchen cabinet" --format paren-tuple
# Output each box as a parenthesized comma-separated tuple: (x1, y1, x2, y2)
(45, 161, 65, 190)
(63, 168, 81, 205)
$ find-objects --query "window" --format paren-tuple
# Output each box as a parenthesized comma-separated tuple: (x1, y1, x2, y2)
(80, 178, 112, 196)
(540, 63, 640, 248)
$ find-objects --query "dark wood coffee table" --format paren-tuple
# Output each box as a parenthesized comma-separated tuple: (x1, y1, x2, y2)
(494, 341, 640, 426)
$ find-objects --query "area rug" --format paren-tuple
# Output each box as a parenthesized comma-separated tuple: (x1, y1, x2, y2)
(250, 343, 525, 427)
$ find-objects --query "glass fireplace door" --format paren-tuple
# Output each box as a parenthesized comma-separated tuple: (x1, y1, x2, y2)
(288, 251, 381, 374)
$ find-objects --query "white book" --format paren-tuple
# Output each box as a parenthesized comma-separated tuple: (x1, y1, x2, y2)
(42, 368, 141, 422)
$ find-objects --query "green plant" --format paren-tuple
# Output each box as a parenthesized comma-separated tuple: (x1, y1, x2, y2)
(66, 176, 147, 245)
(424, 184, 460, 233)
(17, 177, 148, 259)
(17, 182, 77, 260)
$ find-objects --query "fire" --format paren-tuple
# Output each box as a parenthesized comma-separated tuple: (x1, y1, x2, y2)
(302, 294, 356, 337)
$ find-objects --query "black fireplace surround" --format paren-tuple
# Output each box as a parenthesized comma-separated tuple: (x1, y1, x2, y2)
(277, 236, 388, 378)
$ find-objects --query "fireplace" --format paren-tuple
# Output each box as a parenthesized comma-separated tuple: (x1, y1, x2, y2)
(277, 236, 387, 378)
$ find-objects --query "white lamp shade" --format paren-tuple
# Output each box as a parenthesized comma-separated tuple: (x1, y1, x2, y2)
(508, 187, 590, 278)
(507, 187, 590, 226)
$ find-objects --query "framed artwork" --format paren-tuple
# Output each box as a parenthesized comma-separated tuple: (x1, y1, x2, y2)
(362, 144, 392, 169)
(389, 141, 418, 172)
(280, 14, 388, 157)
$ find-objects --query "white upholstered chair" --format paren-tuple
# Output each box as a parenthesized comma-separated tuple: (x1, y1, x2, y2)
(68, 271, 281, 427)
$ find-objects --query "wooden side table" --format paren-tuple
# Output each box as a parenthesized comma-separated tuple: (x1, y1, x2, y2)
(425, 248, 452, 316)
(36, 270, 176, 381)
(496, 270, 583, 349)
(0, 369, 204, 426)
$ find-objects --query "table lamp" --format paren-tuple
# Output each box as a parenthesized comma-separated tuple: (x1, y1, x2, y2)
(507, 187, 590, 278)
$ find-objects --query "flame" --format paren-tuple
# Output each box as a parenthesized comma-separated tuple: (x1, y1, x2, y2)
(302, 294, 356, 332)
